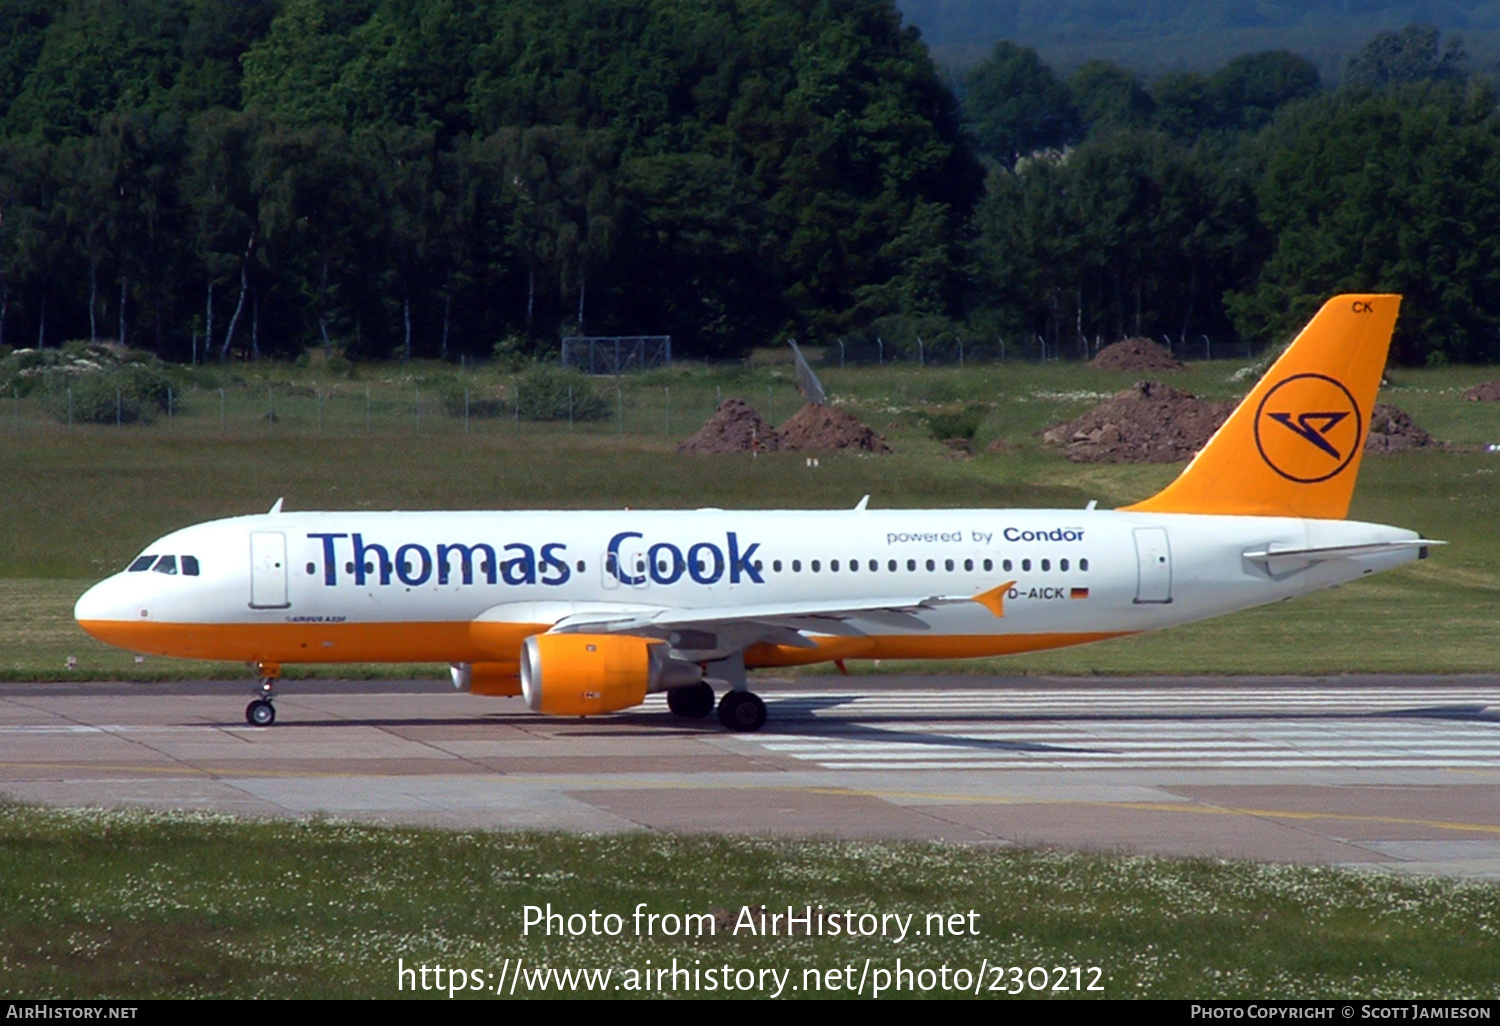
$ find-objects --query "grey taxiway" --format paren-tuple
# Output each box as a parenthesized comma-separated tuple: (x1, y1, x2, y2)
(1, 674, 1497, 878)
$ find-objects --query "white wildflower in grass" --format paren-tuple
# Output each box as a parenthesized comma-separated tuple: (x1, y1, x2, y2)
(3, 806, 1500, 998)
(1029, 389, 1114, 402)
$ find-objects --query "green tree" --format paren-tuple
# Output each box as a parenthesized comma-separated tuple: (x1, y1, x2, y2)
(1229, 82, 1500, 363)
(975, 130, 1262, 355)
(1343, 24, 1467, 90)
(1069, 60, 1154, 133)
(1210, 51, 1320, 132)
(961, 41, 1079, 165)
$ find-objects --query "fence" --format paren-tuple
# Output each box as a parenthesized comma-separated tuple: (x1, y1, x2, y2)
(826, 334, 1255, 367)
(0, 379, 802, 440)
(559, 335, 672, 375)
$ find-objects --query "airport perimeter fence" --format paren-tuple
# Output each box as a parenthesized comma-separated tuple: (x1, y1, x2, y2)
(826, 334, 1252, 367)
(0, 378, 816, 440)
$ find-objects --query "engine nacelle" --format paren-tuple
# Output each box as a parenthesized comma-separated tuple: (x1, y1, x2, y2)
(520, 634, 698, 716)
(449, 662, 521, 696)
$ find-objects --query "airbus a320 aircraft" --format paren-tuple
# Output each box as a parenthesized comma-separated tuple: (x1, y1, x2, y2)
(76, 295, 1434, 732)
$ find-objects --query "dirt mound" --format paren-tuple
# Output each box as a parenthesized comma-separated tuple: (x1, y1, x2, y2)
(677, 398, 781, 454)
(1464, 381, 1500, 401)
(1091, 337, 1182, 371)
(779, 403, 891, 453)
(1365, 404, 1438, 452)
(1040, 381, 1233, 463)
(1043, 385, 1443, 463)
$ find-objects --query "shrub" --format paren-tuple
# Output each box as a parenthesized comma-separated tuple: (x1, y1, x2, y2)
(39, 370, 165, 424)
(439, 384, 511, 419)
(513, 364, 610, 422)
(926, 405, 987, 441)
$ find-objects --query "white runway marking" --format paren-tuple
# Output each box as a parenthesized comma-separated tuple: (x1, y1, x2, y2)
(691, 687, 1500, 770)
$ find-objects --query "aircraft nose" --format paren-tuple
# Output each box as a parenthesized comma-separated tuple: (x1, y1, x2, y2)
(74, 577, 134, 638)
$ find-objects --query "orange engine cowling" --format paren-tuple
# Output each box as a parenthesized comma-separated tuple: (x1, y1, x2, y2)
(520, 634, 667, 716)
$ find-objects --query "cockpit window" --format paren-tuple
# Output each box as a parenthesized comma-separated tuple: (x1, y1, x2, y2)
(128, 555, 156, 572)
(152, 555, 178, 575)
(182, 556, 200, 576)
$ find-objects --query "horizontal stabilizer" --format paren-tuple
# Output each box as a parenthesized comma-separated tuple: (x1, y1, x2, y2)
(1242, 540, 1441, 563)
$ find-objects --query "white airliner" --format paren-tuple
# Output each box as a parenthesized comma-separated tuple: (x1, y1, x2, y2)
(76, 295, 1434, 731)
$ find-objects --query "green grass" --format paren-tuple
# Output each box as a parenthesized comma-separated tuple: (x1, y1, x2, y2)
(1, 805, 1496, 999)
(5, 357, 1500, 679)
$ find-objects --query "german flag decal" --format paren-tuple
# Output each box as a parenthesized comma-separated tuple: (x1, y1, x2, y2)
(1070, 587, 1090, 599)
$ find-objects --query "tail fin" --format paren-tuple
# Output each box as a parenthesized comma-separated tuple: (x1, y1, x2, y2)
(1122, 294, 1400, 520)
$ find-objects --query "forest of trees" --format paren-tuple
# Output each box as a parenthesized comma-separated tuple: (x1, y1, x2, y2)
(899, 0, 1500, 79)
(0, 0, 1497, 366)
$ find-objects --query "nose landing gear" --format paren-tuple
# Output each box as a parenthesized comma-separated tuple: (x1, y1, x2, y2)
(245, 699, 275, 726)
(244, 662, 281, 726)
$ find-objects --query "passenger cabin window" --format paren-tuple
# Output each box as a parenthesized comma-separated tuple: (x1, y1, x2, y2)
(152, 555, 178, 575)
(1003, 559, 1013, 572)
(1041, 559, 1050, 571)
(128, 555, 155, 572)
(887, 560, 896, 572)
(1080, 558, 1090, 571)
(983, 559, 993, 572)
(1021, 559, 1031, 571)
(1060, 558, 1069, 571)
(181, 556, 200, 576)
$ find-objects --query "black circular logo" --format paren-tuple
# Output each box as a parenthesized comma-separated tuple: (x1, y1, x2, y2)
(1253, 373, 1363, 484)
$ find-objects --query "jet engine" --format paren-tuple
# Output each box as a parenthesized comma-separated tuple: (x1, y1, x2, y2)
(520, 634, 701, 716)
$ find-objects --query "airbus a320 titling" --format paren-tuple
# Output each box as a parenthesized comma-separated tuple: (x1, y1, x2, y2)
(76, 295, 1436, 732)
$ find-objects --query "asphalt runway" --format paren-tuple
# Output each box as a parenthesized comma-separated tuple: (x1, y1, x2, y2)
(2, 675, 1498, 878)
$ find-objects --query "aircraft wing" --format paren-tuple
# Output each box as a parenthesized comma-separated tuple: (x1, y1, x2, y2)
(475, 583, 1013, 652)
(552, 585, 1008, 632)
(548, 584, 1012, 650)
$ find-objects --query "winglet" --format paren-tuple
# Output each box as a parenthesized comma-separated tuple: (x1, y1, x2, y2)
(1123, 294, 1400, 520)
(268, 497, 285, 515)
(971, 581, 1015, 618)
(854, 495, 870, 512)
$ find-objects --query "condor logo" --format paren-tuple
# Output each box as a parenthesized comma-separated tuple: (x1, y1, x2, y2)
(1253, 373, 1363, 483)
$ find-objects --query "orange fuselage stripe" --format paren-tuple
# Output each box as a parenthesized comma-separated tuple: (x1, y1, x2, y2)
(79, 619, 1131, 667)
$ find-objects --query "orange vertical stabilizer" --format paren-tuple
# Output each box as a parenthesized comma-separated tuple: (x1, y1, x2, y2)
(1122, 294, 1401, 520)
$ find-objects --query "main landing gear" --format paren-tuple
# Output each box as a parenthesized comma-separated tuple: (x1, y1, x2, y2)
(666, 681, 716, 719)
(717, 690, 767, 733)
(244, 662, 280, 726)
(666, 653, 769, 732)
(676, 653, 767, 733)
